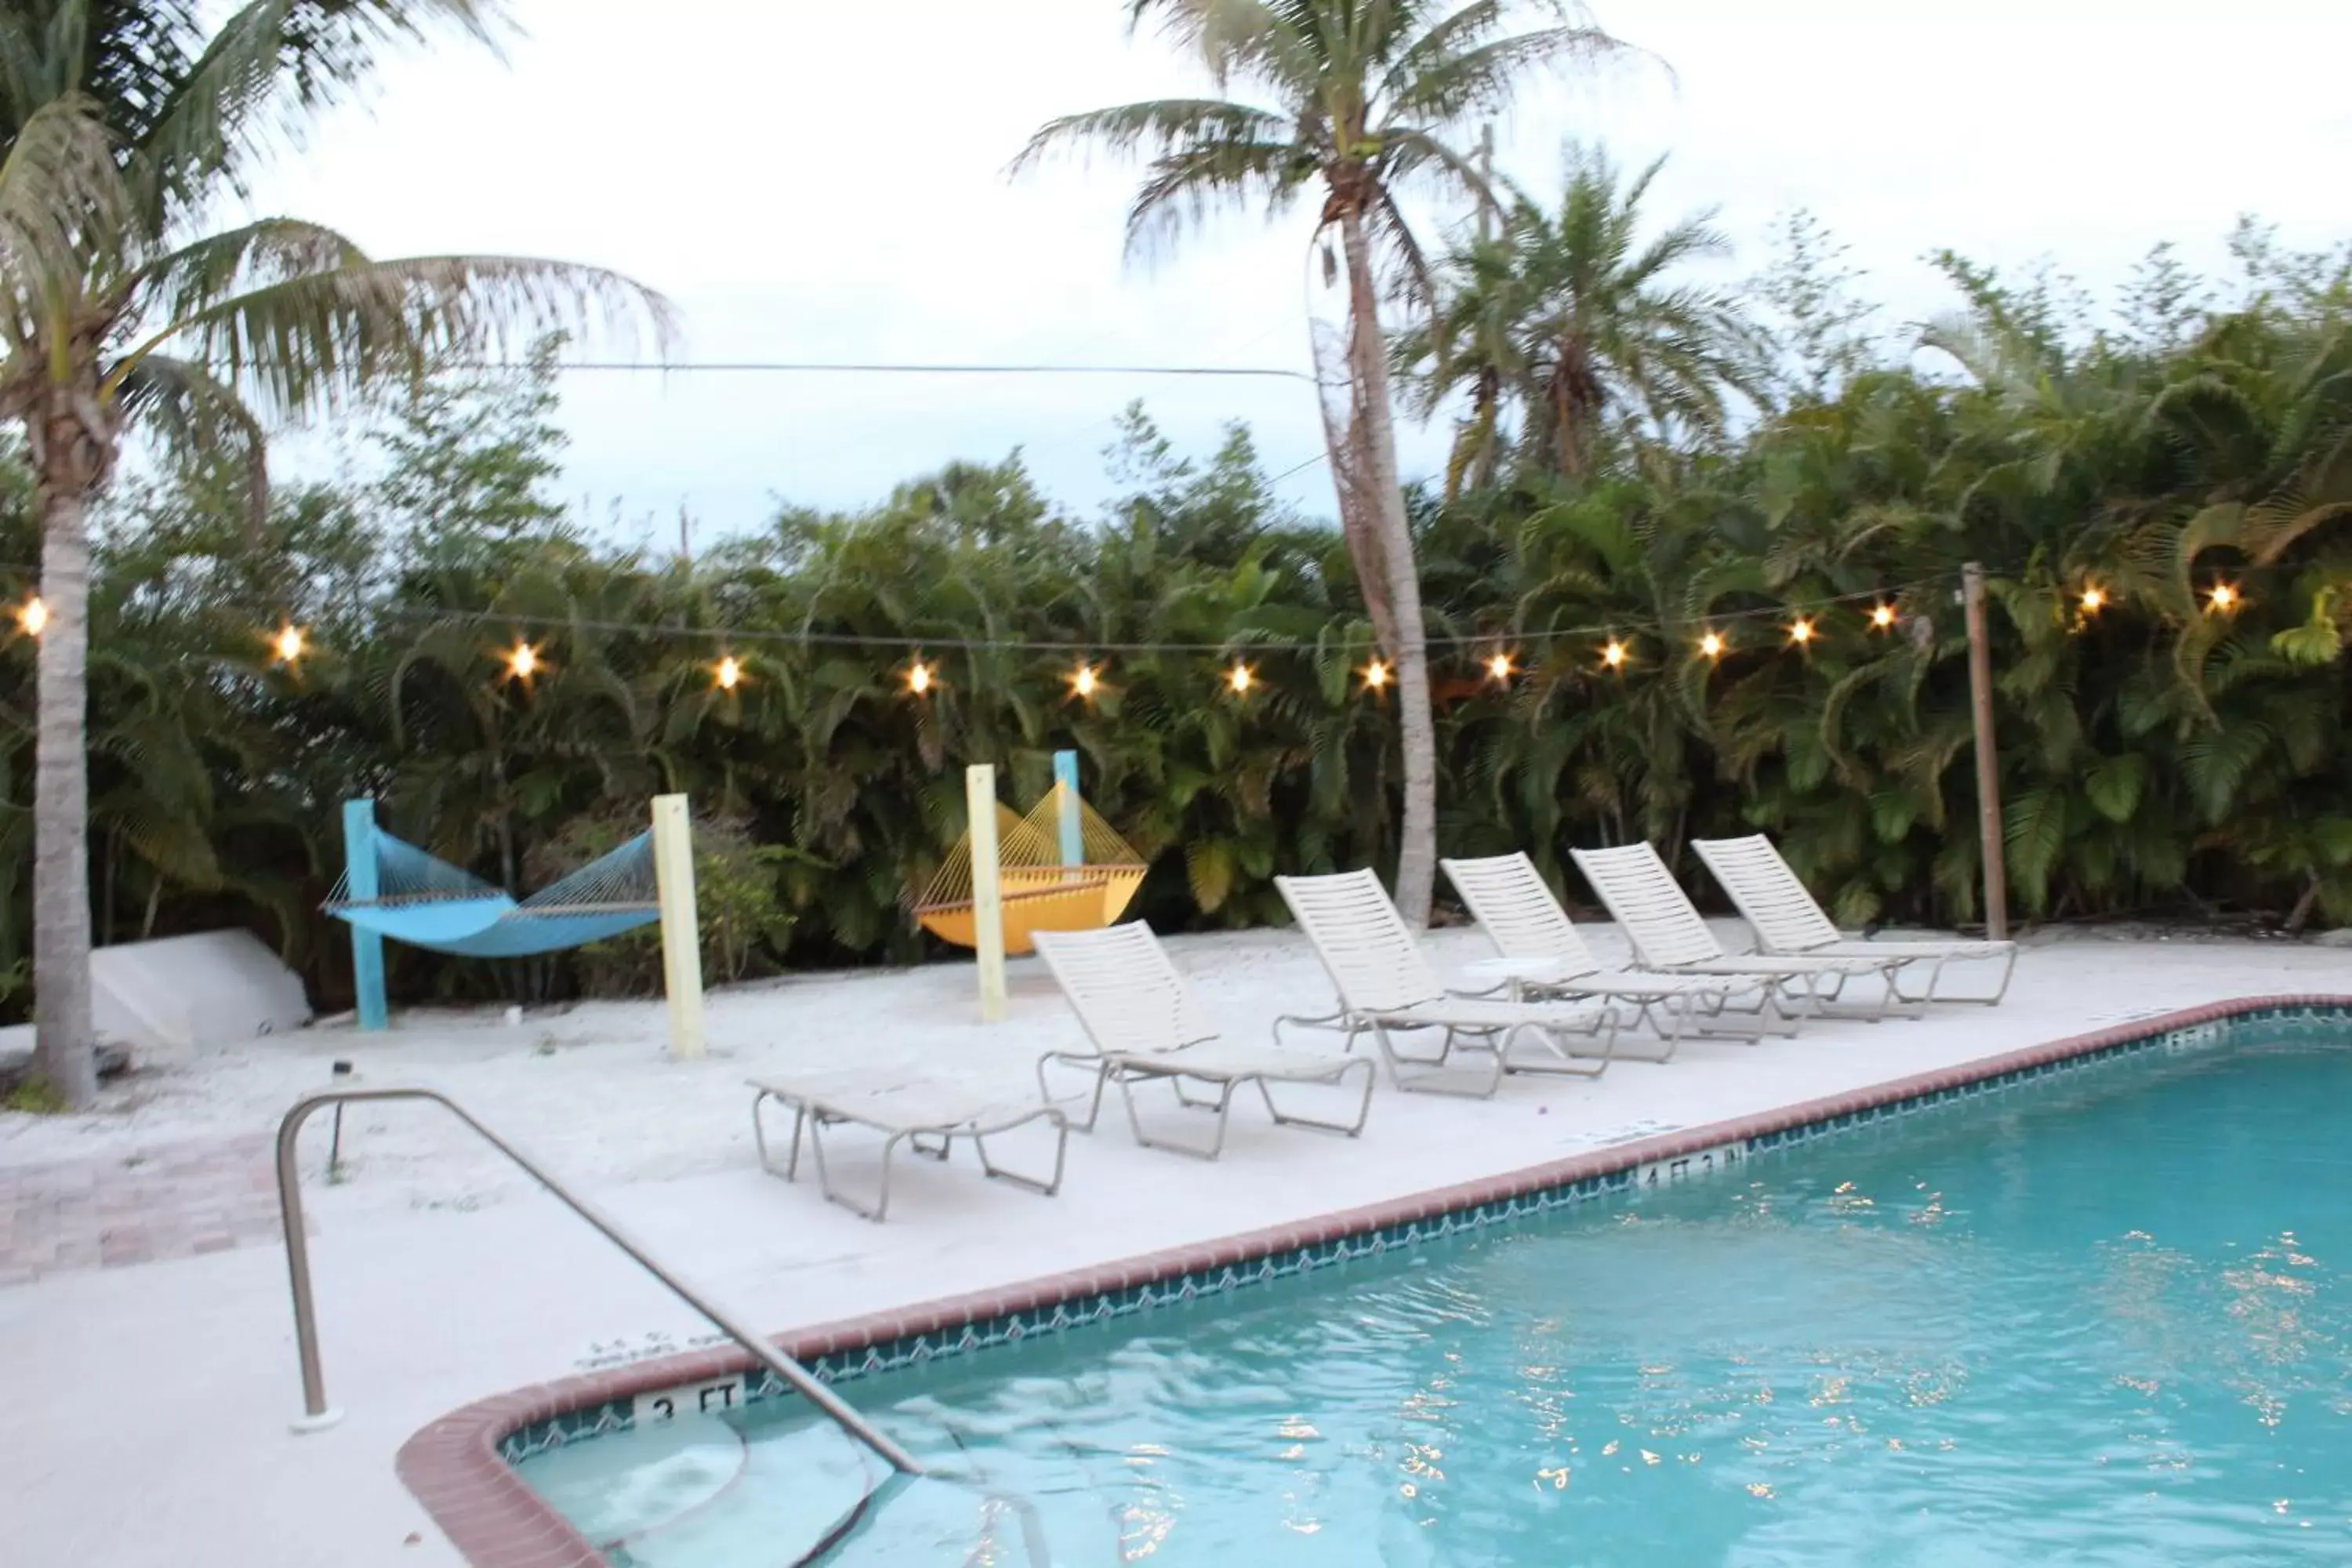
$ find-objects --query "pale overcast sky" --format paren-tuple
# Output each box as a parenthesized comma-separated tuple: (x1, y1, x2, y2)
(238, 0, 2352, 546)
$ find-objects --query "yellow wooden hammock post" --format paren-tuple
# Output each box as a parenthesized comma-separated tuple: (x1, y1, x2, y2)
(966, 765, 1009, 1024)
(650, 793, 706, 1058)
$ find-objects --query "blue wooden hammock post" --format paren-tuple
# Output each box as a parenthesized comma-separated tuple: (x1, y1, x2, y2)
(343, 800, 390, 1032)
(330, 797, 699, 1049)
(1053, 750, 1083, 869)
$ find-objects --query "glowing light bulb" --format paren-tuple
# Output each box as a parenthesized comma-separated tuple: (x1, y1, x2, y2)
(18, 597, 46, 637)
(1601, 639, 1628, 669)
(1229, 662, 1253, 695)
(1788, 618, 1816, 646)
(2079, 585, 2107, 615)
(2208, 582, 2239, 613)
(1363, 659, 1390, 690)
(507, 641, 539, 678)
(1699, 630, 1726, 660)
(906, 660, 933, 695)
(1870, 604, 1897, 630)
(1071, 662, 1098, 698)
(715, 655, 742, 691)
(1486, 652, 1514, 683)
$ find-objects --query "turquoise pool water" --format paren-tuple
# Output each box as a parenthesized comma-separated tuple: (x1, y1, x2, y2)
(521, 1023, 2352, 1564)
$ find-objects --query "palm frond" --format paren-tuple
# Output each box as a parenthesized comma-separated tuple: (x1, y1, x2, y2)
(0, 94, 129, 335)
(114, 351, 269, 525)
(1123, 135, 1313, 262)
(137, 0, 506, 215)
(126, 218, 365, 325)
(108, 250, 676, 422)
(1386, 20, 1637, 126)
(1011, 98, 1294, 176)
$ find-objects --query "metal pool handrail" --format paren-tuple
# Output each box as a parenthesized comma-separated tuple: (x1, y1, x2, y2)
(273, 1084, 922, 1475)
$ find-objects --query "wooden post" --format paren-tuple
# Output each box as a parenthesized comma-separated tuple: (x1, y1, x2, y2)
(967, 765, 1009, 1023)
(964, 771, 1011, 1020)
(1962, 564, 2009, 940)
(1053, 749, 1083, 869)
(340, 799, 388, 1033)
(650, 793, 706, 1058)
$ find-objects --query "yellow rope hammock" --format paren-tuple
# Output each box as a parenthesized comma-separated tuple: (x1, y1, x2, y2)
(912, 782, 1146, 954)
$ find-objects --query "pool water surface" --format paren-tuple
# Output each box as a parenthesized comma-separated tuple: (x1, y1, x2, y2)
(521, 1021, 2352, 1564)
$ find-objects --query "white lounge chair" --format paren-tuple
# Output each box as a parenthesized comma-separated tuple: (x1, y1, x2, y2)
(1440, 852, 1795, 1054)
(1691, 834, 2018, 1004)
(1570, 843, 1918, 1021)
(1276, 868, 1621, 1098)
(1033, 923, 1376, 1160)
(749, 1078, 1069, 1221)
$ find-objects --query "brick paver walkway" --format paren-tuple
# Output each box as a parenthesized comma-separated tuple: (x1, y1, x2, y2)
(0, 1133, 285, 1287)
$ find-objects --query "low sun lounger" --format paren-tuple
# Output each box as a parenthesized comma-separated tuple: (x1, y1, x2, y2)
(1033, 923, 1375, 1160)
(1276, 869, 1621, 1098)
(1570, 843, 1918, 1022)
(1691, 834, 2018, 1004)
(749, 1077, 1069, 1222)
(1440, 852, 1794, 1055)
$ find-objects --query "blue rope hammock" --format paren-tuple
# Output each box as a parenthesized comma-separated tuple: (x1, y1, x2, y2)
(325, 830, 661, 958)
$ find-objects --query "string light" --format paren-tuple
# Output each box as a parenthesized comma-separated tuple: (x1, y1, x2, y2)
(1486, 652, 1515, 683)
(272, 625, 306, 664)
(1869, 604, 1897, 630)
(2207, 582, 2240, 614)
(506, 641, 540, 679)
(1228, 662, 1253, 695)
(1070, 662, 1099, 699)
(1788, 618, 1816, 646)
(1363, 659, 1390, 691)
(1698, 630, 1726, 661)
(1601, 638, 1628, 669)
(2079, 584, 2108, 615)
(17, 596, 46, 637)
(714, 655, 742, 691)
(906, 659, 934, 695)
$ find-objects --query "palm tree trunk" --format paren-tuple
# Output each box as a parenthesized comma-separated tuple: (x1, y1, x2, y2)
(1337, 208, 1438, 927)
(31, 484, 96, 1107)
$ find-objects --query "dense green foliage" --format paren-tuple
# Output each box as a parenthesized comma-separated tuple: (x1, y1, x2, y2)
(4, 197, 2350, 1018)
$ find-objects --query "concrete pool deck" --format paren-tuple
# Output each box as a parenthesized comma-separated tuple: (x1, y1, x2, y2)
(0, 921, 2343, 1566)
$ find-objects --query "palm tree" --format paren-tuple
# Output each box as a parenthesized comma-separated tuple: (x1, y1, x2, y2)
(1015, 0, 1635, 925)
(1399, 147, 1755, 482)
(0, 1, 672, 1105)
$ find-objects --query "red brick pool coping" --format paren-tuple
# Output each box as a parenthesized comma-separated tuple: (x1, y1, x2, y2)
(394, 993, 2352, 1566)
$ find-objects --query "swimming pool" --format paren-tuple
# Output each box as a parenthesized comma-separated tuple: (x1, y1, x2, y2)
(512, 1012, 2352, 1564)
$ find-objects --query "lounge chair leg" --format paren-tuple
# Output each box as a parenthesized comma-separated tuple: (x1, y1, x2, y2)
(1272, 1008, 1350, 1048)
(1036, 1052, 1112, 1133)
(1777, 969, 1915, 1024)
(1890, 952, 2010, 1005)
(1500, 1020, 1610, 1079)
(1374, 1022, 1504, 1098)
(808, 1116, 898, 1223)
(1171, 1077, 1225, 1111)
(973, 1112, 1070, 1195)
(1379, 1022, 1461, 1068)
(1882, 949, 2013, 1011)
(1116, 1071, 1234, 1160)
(1650, 996, 1688, 1062)
(1257, 1059, 1377, 1137)
(750, 1090, 808, 1181)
